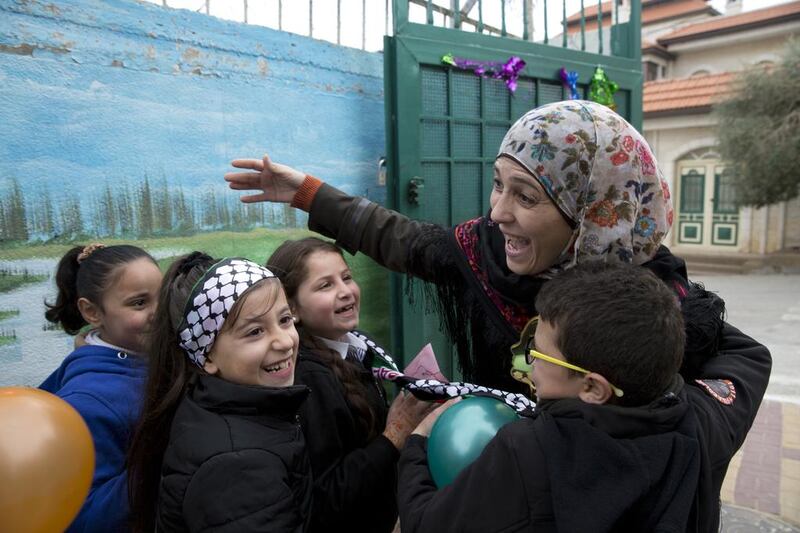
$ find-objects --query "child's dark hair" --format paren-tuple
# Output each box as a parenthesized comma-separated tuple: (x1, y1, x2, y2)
(535, 262, 685, 406)
(268, 237, 380, 441)
(127, 251, 282, 532)
(45, 244, 156, 334)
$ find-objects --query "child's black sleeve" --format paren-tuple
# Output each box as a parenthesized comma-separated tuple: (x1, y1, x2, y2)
(687, 322, 772, 466)
(397, 432, 532, 533)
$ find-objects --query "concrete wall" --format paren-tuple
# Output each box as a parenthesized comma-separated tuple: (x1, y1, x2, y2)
(0, 0, 386, 238)
(750, 206, 767, 254)
(0, 0, 390, 387)
(669, 30, 794, 78)
(785, 197, 800, 251)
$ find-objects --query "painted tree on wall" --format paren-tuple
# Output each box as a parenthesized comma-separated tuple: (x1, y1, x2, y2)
(117, 185, 135, 237)
(172, 186, 195, 232)
(715, 38, 800, 207)
(1, 179, 29, 241)
(30, 188, 55, 238)
(59, 194, 84, 239)
(154, 177, 173, 233)
(0, 201, 6, 241)
(138, 176, 154, 236)
(202, 189, 217, 228)
(0, 173, 304, 246)
(283, 204, 297, 228)
(98, 183, 117, 237)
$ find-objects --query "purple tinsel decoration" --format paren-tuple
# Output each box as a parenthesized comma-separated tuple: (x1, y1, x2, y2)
(442, 53, 526, 93)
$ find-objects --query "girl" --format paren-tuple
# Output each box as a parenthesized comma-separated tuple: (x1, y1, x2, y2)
(127, 252, 311, 533)
(268, 237, 433, 533)
(40, 243, 162, 532)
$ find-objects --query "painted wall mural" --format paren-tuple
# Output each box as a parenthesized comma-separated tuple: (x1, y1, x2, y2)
(0, 0, 389, 386)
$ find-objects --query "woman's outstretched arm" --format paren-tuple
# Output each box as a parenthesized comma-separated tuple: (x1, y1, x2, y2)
(225, 155, 458, 282)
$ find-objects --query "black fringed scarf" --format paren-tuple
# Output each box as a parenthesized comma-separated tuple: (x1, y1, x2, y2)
(406, 216, 725, 393)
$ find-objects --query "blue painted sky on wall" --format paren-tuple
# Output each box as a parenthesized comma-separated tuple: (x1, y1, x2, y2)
(0, 0, 385, 230)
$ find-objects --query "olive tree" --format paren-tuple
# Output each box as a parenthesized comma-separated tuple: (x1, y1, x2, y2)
(714, 38, 800, 207)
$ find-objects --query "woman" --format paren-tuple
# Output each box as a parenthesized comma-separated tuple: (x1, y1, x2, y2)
(227, 100, 724, 390)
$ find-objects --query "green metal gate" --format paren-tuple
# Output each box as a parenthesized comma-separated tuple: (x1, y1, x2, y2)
(385, 0, 643, 375)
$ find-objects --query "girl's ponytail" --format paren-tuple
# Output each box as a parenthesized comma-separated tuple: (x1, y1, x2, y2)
(44, 246, 85, 334)
(127, 251, 215, 533)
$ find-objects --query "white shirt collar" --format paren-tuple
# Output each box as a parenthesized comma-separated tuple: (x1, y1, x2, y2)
(85, 329, 144, 357)
(317, 332, 367, 360)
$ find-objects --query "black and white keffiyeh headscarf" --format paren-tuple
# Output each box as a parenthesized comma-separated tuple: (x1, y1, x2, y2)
(360, 332, 536, 416)
(177, 258, 277, 367)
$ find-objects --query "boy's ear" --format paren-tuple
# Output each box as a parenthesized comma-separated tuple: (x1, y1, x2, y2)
(77, 297, 103, 328)
(578, 373, 613, 405)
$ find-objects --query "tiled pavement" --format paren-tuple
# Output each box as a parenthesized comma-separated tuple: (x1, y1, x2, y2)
(721, 504, 800, 532)
(721, 400, 800, 529)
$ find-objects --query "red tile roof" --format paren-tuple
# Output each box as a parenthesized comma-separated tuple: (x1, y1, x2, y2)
(566, 0, 715, 30)
(658, 0, 800, 44)
(642, 38, 675, 59)
(642, 39, 670, 53)
(643, 71, 737, 115)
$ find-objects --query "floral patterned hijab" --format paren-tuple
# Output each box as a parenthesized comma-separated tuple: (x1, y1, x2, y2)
(497, 100, 673, 268)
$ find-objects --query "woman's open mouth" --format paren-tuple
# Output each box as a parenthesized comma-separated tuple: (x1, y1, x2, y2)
(504, 234, 531, 258)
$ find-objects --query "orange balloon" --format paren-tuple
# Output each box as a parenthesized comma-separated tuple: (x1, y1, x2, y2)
(0, 387, 95, 533)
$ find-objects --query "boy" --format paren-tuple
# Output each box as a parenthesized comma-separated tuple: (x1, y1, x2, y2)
(398, 263, 771, 533)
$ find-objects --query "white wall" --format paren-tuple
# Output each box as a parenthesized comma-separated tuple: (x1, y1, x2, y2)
(669, 30, 793, 77)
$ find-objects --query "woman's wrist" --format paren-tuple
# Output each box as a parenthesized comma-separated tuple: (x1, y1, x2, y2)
(290, 175, 323, 212)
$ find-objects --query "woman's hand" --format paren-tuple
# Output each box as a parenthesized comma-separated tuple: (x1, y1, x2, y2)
(412, 397, 461, 437)
(224, 154, 306, 204)
(383, 390, 437, 450)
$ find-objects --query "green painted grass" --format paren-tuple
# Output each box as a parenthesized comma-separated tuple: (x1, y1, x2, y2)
(0, 309, 20, 321)
(0, 270, 48, 293)
(0, 335, 17, 347)
(0, 228, 313, 262)
(0, 228, 391, 346)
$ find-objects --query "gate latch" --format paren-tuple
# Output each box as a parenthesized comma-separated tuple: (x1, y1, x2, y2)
(408, 177, 425, 205)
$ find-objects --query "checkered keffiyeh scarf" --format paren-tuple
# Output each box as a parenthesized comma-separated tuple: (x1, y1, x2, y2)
(356, 332, 535, 416)
(177, 258, 277, 367)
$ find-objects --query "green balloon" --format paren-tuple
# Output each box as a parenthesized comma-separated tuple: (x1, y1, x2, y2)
(428, 396, 520, 488)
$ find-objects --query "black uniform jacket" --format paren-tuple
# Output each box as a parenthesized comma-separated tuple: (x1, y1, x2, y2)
(157, 375, 311, 532)
(397, 324, 771, 533)
(294, 344, 399, 533)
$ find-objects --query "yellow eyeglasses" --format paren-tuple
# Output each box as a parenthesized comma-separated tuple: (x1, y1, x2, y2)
(527, 349, 624, 398)
(509, 317, 624, 398)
